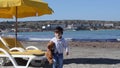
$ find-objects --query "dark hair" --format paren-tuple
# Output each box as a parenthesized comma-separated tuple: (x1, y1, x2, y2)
(54, 26, 63, 34)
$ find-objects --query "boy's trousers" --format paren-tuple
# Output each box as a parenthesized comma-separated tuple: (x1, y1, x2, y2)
(53, 53, 63, 68)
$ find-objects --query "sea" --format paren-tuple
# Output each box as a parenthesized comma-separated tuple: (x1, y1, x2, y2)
(3, 29, 120, 42)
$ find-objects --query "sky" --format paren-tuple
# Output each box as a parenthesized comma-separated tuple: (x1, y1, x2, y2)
(0, 0, 120, 22)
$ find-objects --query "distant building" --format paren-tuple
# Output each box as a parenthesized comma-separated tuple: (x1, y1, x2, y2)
(104, 23, 114, 27)
(50, 24, 66, 29)
(42, 24, 66, 30)
(11, 28, 31, 32)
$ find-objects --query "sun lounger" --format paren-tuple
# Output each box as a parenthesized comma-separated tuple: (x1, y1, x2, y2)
(0, 37, 46, 67)
(0, 36, 46, 55)
(0, 48, 28, 68)
(0, 36, 39, 51)
(0, 40, 46, 68)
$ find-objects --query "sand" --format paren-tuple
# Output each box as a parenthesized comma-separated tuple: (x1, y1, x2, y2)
(2, 41, 120, 68)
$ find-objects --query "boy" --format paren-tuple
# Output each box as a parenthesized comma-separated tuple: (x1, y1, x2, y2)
(47, 26, 69, 68)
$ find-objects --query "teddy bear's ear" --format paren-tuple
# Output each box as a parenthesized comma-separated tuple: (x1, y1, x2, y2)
(47, 41, 55, 50)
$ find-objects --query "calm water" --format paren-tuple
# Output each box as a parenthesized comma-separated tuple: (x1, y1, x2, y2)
(5, 29, 120, 41)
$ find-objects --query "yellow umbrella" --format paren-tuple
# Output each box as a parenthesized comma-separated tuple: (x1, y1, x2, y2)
(0, 0, 53, 46)
(0, 0, 53, 18)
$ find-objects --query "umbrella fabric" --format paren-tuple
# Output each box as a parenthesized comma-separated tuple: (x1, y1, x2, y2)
(0, 0, 53, 18)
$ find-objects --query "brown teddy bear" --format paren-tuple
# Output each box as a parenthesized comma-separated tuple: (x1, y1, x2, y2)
(45, 41, 55, 64)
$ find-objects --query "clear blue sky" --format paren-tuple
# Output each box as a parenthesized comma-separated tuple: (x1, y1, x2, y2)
(0, 0, 120, 22)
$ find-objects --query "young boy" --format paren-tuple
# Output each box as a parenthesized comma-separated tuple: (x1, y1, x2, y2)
(47, 26, 69, 68)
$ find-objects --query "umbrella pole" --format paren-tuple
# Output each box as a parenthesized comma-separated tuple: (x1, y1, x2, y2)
(15, 7, 18, 47)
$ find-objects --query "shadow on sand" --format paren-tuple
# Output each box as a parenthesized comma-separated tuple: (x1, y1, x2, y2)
(64, 58, 120, 64)
(4, 58, 52, 68)
(4, 58, 120, 68)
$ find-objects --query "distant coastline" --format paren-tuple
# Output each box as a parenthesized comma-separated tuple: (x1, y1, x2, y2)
(1, 20, 120, 42)
(0, 20, 120, 32)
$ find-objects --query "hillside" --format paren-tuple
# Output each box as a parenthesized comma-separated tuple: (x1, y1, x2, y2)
(0, 20, 120, 32)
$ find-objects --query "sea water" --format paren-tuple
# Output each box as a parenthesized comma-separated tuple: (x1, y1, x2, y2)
(5, 29, 120, 41)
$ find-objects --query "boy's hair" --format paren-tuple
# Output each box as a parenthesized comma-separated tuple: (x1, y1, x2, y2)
(54, 26, 63, 34)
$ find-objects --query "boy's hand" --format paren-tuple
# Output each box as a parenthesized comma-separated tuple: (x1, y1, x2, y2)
(49, 59, 53, 64)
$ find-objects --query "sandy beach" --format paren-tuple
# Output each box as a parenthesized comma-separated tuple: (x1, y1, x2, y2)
(2, 41, 120, 68)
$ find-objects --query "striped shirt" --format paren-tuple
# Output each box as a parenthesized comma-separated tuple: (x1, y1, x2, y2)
(50, 37, 69, 54)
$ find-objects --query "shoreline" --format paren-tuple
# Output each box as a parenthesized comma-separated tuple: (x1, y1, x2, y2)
(19, 37, 120, 42)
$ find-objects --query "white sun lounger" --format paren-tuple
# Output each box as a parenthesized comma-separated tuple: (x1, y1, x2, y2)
(0, 40, 46, 68)
(0, 37, 46, 68)
(0, 48, 35, 68)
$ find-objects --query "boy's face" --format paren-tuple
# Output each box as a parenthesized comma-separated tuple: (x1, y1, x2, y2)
(54, 31, 62, 39)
